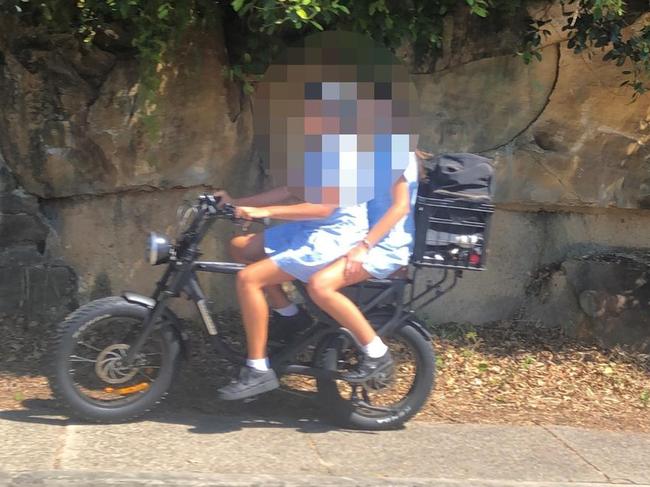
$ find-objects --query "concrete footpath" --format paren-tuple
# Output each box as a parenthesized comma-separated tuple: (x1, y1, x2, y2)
(0, 409, 649, 487)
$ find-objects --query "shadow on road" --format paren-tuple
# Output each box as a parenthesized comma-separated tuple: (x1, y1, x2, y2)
(0, 394, 382, 435)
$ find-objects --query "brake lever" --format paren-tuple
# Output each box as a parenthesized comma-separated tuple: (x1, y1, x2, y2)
(198, 194, 220, 215)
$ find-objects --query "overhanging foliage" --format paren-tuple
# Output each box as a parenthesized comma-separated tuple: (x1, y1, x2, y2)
(0, 0, 647, 98)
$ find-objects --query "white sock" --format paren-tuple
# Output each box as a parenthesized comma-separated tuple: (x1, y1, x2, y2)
(273, 303, 299, 317)
(246, 358, 269, 371)
(364, 336, 388, 358)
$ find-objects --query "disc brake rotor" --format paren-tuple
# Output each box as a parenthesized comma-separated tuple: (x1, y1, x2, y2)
(94, 344, 140, 385)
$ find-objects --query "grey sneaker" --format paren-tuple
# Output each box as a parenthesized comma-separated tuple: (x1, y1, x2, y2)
(217, 366, 280, 401)
(342, 350, 394, 383)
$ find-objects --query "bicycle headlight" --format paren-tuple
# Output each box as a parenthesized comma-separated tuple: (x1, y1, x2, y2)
(146, 232, 172, 265)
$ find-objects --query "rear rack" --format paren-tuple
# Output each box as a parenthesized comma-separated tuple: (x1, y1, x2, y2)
(411, 196, 494, 271)
(340, 267, 462, 334)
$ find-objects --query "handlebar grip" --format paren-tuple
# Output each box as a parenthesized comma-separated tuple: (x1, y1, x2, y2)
(223, 203, 269, 226)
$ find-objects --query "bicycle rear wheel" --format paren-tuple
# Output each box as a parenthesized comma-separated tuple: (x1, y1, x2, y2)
(314, 314, 435, 430)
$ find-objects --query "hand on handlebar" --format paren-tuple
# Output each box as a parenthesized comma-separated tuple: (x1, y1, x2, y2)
(212, 190, 233, 208)
(197, 195, 269, 227)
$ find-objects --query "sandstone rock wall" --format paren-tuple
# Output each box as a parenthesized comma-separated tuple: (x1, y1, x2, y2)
(0, 18, 260, 318)
(0, 152, 76, 319)
(408, 10, 650, 349)
(414, 13, 650, 210)
(0, 20, 255, 198)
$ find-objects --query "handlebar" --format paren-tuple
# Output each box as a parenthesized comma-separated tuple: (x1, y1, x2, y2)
(197, 194, 270, 226)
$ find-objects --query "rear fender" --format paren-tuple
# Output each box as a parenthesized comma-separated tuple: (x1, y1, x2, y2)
(403, 317, 432, 341)
(368, 309, 432, 342)
(122, 292, 191, 360)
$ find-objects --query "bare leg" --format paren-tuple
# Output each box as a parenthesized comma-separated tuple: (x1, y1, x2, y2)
(236, 258, 295, 359)
(230, 233, 292, 309)
(307, 258, 376, 345)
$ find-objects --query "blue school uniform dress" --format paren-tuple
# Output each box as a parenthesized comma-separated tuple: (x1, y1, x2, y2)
(264, 205, 368, 282)
(363, 152, 419, 279)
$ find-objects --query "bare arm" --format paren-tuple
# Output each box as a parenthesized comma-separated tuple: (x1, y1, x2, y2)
(214, 186, 297, 207)
(344, 176, 411, 278)
(236, 203, 335, 221)
(264, 203, 335, 220)
(364, 176, 411, 247)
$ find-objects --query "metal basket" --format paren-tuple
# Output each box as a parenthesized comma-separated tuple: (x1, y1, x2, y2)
(411, 195, 494, 271)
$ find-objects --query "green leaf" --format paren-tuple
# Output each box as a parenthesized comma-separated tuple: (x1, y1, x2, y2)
(473, 6, 488, 17)
(232, 0, 245, 12)
(243, 82, 255, 95)
(157, 4, 169, 20)
(296, 7, 309, 20)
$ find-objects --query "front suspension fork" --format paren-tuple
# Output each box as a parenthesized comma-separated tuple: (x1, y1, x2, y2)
(122, 296, 172, 365)
(122, 266, 190, 365)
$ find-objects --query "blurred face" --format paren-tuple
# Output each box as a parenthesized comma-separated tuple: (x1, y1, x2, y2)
(253, 32, 420, 207)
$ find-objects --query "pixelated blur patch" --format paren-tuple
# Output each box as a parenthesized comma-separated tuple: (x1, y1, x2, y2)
(253, 31, 420, 207)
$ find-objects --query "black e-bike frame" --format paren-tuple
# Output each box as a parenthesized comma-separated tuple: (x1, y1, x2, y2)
(123, 196, 459, 381)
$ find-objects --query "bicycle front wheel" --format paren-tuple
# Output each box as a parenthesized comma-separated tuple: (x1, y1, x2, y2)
(49, 296, 181, 423)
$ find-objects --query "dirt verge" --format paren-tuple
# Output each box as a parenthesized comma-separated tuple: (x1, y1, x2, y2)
(1, 314, 648, 431)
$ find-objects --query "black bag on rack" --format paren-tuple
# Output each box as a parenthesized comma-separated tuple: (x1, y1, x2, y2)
(419, 153, 494, 201)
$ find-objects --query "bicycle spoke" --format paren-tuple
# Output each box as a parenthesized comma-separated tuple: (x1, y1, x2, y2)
(78, 341, 103, 352)
(69, 354, 97, 363)
(361, 387, 372, 404)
